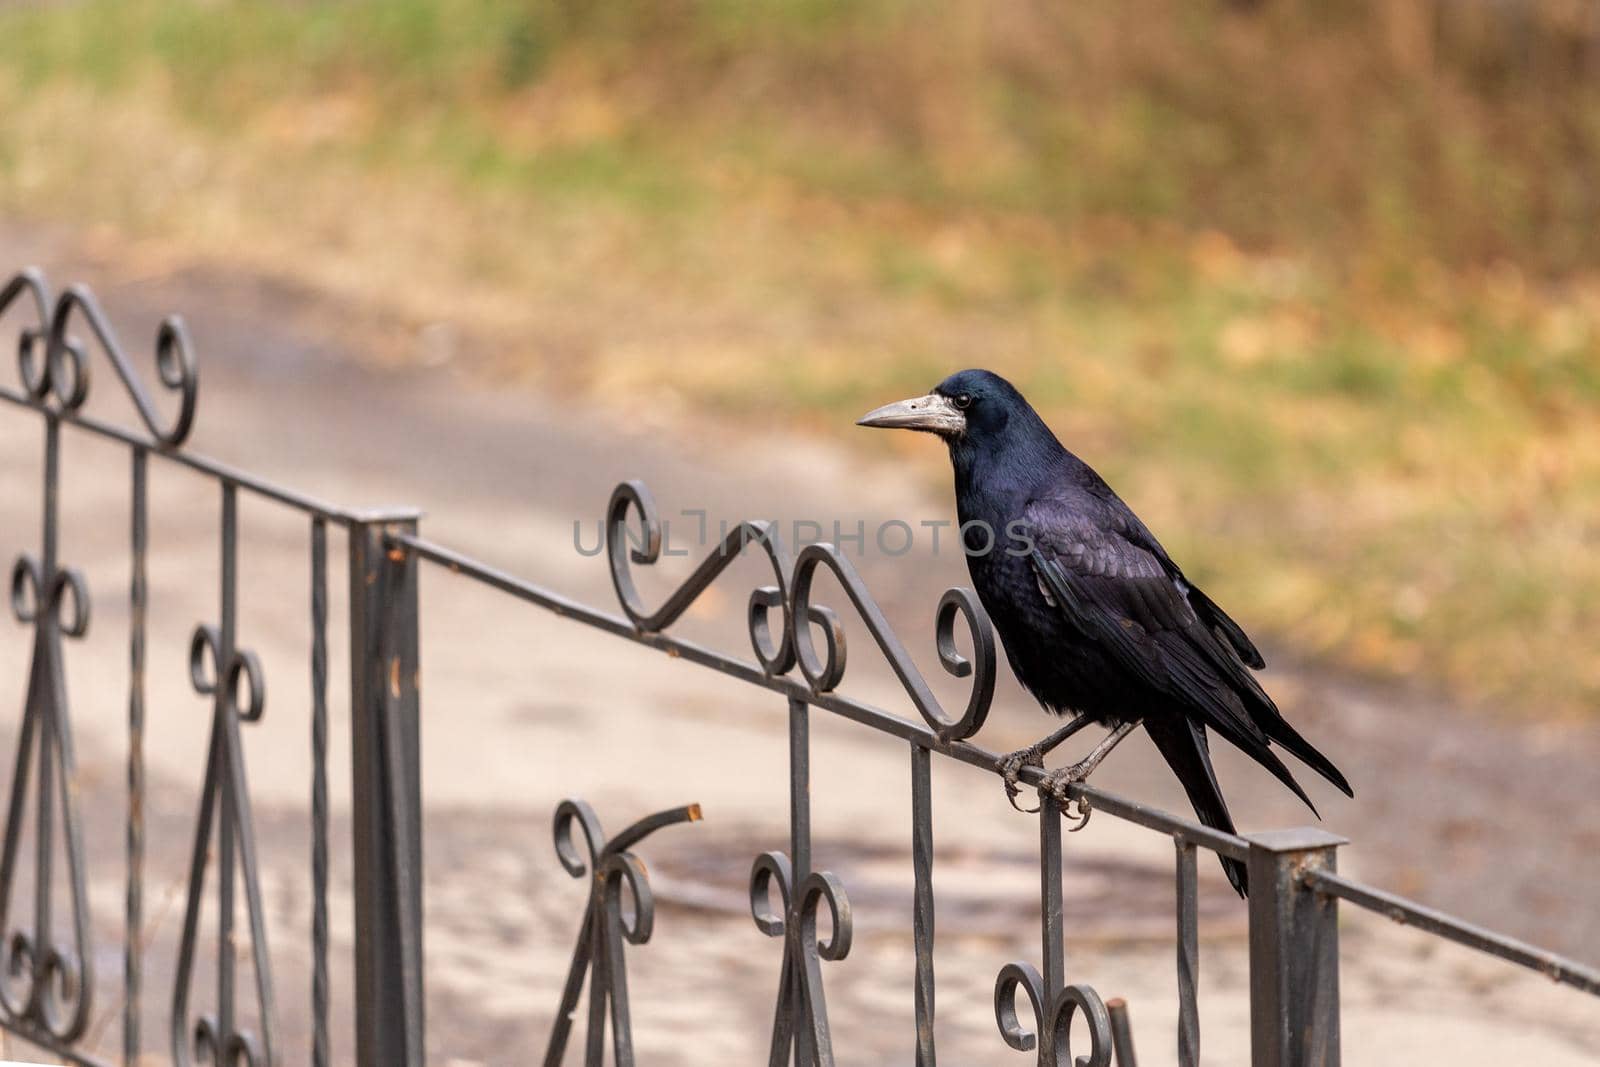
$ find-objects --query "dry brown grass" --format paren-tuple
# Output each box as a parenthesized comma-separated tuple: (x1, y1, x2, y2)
(1, 0, 1598, 718)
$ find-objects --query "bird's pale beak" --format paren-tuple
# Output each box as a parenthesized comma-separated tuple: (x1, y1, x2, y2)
(855, 392, 966, 435)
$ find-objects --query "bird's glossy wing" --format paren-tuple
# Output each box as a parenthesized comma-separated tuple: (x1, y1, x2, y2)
(1021, 496, 1320, 810)
(1104, 507, 1351, 796)
(1110, 515, 1267, 669)
(1184, 583, 1266, 670)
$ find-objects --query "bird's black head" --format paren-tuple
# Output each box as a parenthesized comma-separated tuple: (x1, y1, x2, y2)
(856, 368, 1045, 445)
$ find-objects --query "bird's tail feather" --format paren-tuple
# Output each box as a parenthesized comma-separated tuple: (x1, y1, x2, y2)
(1146, 718, 1249, 897)
(1258, 714, 1353, 798)
(1216, 646, 1354, 800)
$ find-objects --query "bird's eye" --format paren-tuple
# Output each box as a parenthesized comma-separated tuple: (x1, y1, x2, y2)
(953, 393, 972, 410)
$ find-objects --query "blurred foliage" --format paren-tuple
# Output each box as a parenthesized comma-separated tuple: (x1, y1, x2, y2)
(0, 0, 1597, 717)
(6, 0, 1600, 270)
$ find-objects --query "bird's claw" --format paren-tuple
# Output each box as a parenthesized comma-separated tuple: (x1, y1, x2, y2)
(1040, 764, 1094, 831)
(998, 744, 1047, 814)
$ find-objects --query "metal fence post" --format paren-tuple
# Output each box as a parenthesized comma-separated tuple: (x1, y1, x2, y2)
(1246, 828, 1345, 1067)
(349, 512, 425, 1067)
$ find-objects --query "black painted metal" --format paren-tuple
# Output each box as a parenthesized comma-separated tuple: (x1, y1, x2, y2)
(1107, 998, 1138, 1066)
(1247, 829, 1344, 1067)
(750, 698, 854, 1067)
(1301, 867, 1600, 997)
(542, 798, 700, 1067)
(1174, 839, 1199, 1067)
(994, 796, 1115, 1067)
(309, 518, 331, 1067)
(349, 516, 425, 1067)
(2, 267, 1598, 1067)
(170, 483, 277, 1067)
(910, 743, 936, 1067)
(125, 447, 146, 1067)
(0, 415, 95, 1049)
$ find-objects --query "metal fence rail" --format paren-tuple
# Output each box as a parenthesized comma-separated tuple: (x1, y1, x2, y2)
(1301, 869, 1600, 997)
(2, 266, 1597, 1067)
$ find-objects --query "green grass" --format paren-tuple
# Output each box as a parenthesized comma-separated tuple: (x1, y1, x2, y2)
(1, 0, 1598, 717)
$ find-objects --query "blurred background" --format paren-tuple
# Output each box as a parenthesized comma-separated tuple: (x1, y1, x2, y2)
(4, 0, 1598, 718)
(1, 1, 1599, 1064)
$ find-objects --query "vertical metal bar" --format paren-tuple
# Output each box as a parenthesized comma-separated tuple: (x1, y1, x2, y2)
(42, 417, 57, 574)
(788, 697, 810, 882)
(125, 447, 147, 1067)
(220, 484, 237, 648)
(169, 711, 222, 1061)
(910, 744, 935, 1067)
(1175, 838, 1199, 1067)
(1039, 795, 1063, 999)
(35, 622, 54, 1000)
(35, 418, 58, 966)
(349, 516, 425, 1067)
(224, 673, 277, 1065)
(310, 517, 330, 1067)
(1107, 998, 1138, 1066)
(584, 908, 606, 1067)
(787, 696, 813, 1067)
(764, 946, 795, 1067)
(1246, 829, 1344, 1067)
(542, 917, 593, 1067)
(218, 483, 237, 1043)
(602, 911, 634, 1067)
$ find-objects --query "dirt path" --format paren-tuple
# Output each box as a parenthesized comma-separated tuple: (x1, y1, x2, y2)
(2, 222, 1598, 1064)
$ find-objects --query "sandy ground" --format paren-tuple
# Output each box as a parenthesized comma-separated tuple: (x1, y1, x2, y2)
(0, 222, 1597, 1064)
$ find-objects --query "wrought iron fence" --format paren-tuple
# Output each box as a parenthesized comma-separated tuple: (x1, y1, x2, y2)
(1, 266, 1598, 1067)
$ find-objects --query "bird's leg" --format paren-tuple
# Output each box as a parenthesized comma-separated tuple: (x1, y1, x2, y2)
(1041, 719, 1143, 830)
(998, 715, 1096, 812)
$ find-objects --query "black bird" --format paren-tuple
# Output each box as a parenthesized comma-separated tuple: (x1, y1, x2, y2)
(857, 369, 1351, 895)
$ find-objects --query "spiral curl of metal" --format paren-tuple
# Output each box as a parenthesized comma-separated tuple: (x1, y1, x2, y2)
(0, 930, 85, 1042)
(171, 618, 274, 1067)
(601, 853, 655, 945)
(790, 542, 996, 744)
(0, 548, 95, 1044)
(193, 1012, 265, 1067)
(553, 797, 607, 879)
(603, 481, 999, 743)
(40, 284, 199, 447)
(994, 961, 1114, 1067)
(550, 796, 699, 948)
(543, 798, 698, 1067)
(748, 847, 854, 1066)
(34, 940, 81, 1039)
(796, 869, 853, 962)
(749, 852, 853, 960)
(748, 851, 792, 938)
(189, 625, 266, 722)
(0, 931, 33, 1019)
(1, 270, 54, 401)
(10, 557, 89, 638)
(551, 798, 667, 945)
(607, 480, 796, 674)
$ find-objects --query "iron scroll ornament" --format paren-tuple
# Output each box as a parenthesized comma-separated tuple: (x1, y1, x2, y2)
(0, 558, 95, 1043)
(543, 798, 701, 1067)
(1, 269, 53, 387)
(749, 850, 853, 1065)
(4, 270, 199, 448)
(604, 481, 999, 745)
(171, 625, 276, 1067)
(43, 285, 198, 447)
(607, 480, 796, 674)
(995, 960, 1115, 1067)
(789, 542, 996, 745)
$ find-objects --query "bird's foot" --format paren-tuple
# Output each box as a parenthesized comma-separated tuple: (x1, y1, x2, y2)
(1040, 762, 1096, 831)
(998, 743, 1048, 814)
